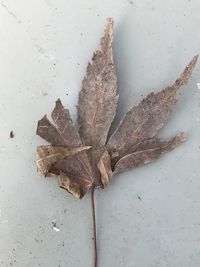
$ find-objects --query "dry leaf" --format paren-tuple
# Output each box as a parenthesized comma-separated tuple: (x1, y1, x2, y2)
(36, 18, 198, 199)
(77, 18, 118, 147)
(107, 55, 198, 161)
(36, 18, 198, 267)
(36, 145, 91, 176)
(113, 132, 186, 173)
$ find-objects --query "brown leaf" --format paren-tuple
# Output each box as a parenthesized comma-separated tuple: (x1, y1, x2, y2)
(36, 99, 94, 197)
(77, 17, 118, 147)
(51, 151, 94, 197)
(114, 132, 186, 173)
(37, 99, 82, 147)
(36, 145, 91, 176)
(107, 55, 198, 160)
(58, 172, 82, 198)
(97, 150, 113, 187)
(36, 18, 198, 199)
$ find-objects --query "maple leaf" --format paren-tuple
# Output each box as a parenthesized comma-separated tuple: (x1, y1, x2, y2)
(36, 18, 198, 267)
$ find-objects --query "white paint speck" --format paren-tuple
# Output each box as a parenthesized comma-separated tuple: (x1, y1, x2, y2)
(51, 220, 60, 232)
(197, 83, 200, 89)
(43, 90, 48, 96)
(53, 226, 60, 232)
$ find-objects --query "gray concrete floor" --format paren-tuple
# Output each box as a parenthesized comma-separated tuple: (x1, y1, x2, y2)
(0, 0, 200, 266)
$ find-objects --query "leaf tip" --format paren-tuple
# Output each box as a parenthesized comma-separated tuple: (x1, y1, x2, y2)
(193, 54, 199, 62)
(173, 55, 198, 88)
(179, 131, 187, 142)
(56, 98, 62, 104)
(106, 17, 114, 26)
(189, 54, 199, 70)
(36, 115, 47, 134)
(101, 17, 114, 49)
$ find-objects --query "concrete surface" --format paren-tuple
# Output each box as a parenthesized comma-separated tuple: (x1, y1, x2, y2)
(0, 0, 200, 266)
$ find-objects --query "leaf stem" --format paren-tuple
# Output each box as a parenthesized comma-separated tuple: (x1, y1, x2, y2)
(91, 186, 97, 267)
